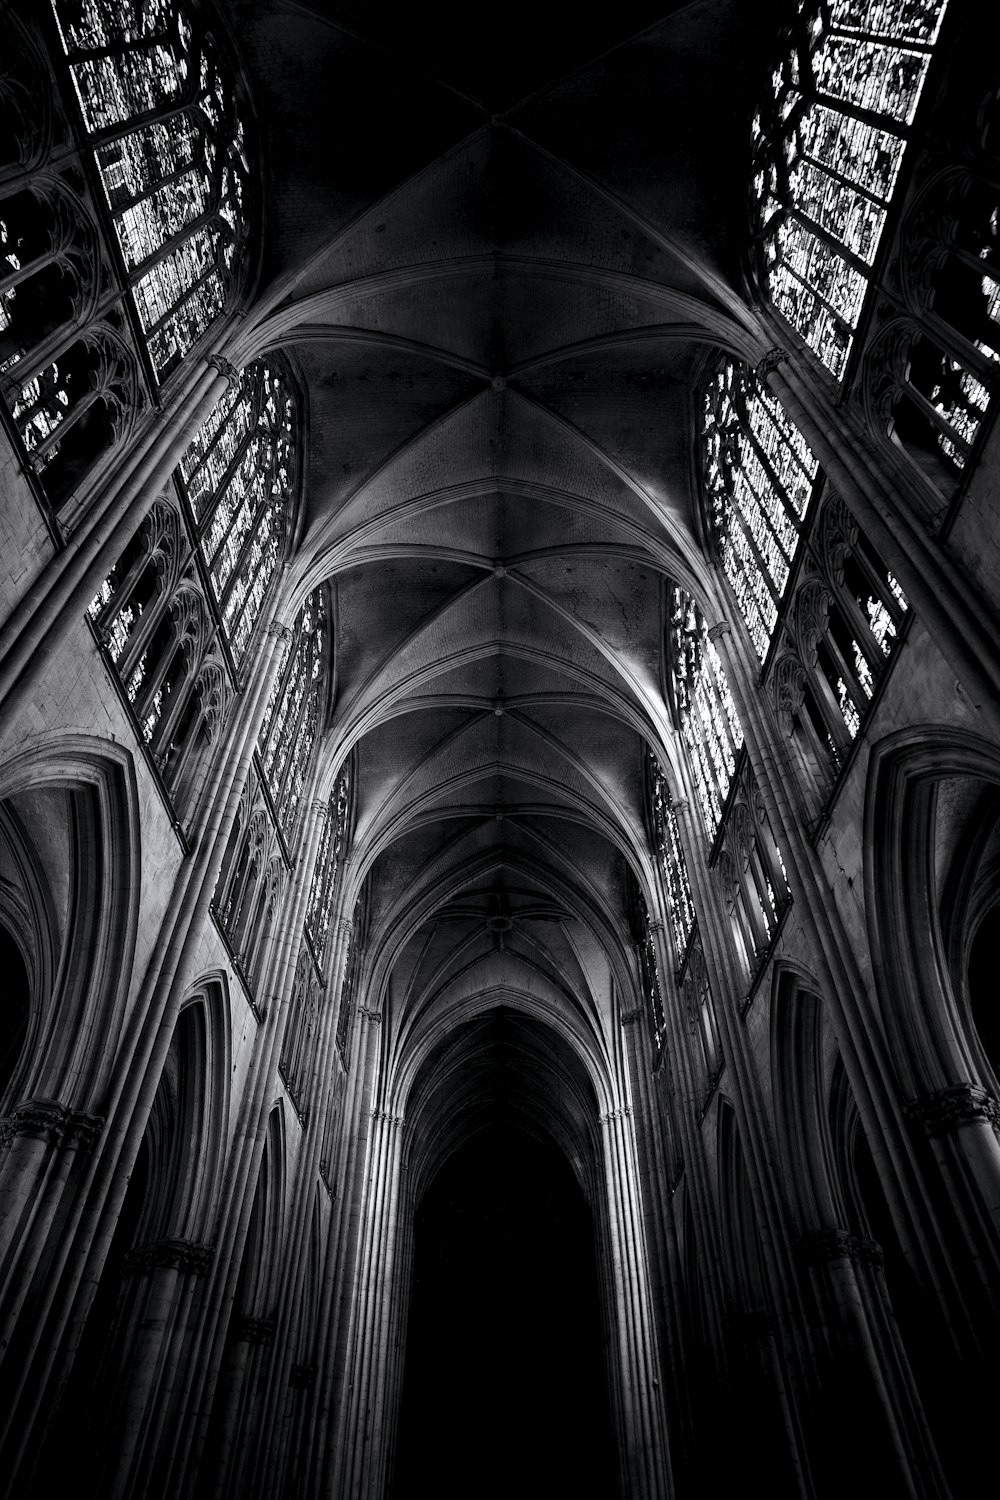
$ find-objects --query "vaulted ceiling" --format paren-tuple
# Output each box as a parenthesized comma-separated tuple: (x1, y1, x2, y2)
(222, 0, 788, 1129)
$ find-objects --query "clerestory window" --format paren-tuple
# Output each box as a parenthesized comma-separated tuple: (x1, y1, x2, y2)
(50, 0, 250, 380)
(752, 0, 949, 378)
(668, 587, 744, 838)
(259, 591, 328, 844)
(176, 360, 296, 666)
(702, 357, 821, 660)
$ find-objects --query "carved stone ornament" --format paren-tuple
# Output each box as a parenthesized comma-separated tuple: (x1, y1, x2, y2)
(796, 1228, 884, 1270)
(289, 1362, 317, 1390)
(236, 1314, 277, 1346)
(620, 1008, 644, 1026)
(0, 1099, 104, 1153)
(904, 1082, 1000, 1137)
(706, 620, 731, 644)
(600, 1106, 633, 1124)
(123, 1239, 215, 1277)
(358, 1007, 382, 1026)
(754, 347, 789, 383)
(205, 352, 241, 390)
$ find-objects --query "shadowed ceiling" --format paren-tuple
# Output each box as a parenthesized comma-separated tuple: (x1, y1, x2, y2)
(222, 0, 788, 1112)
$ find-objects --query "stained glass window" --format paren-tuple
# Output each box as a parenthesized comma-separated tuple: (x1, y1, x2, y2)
(649, 754, 696, 966)
(753, 0, 949, 377)
(176, 360, 296, 665)
(50, 0, 250, 379)
(702, 358, 821, 659)
(259, 591, 327, 843)
(305, 773, 351, 967)
(669, 588, 744, 838)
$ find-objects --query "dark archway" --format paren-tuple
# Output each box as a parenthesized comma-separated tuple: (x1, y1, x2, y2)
(393, 1123, 616, 1500)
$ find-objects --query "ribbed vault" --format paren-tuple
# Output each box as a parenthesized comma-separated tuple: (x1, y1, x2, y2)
(216, 0, 786, 1169)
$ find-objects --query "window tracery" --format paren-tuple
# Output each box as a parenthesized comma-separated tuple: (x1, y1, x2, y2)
(335, 894, 368, 1070)
(50, 0, 250, 379)
(649, 753, 696, 965)
(669, 588, 744, 838)
(753, 0, 949, 377)
(702, 357, 821, 659)
(626, 872, 666, 1047)
(305, 774, 351, 970)
(87, 494, 231, 810)
(176, 360, 296, 666)
(279, 946, 321, 1124)
(213, 769, 288, 1006)
(258, 591, 327, 845)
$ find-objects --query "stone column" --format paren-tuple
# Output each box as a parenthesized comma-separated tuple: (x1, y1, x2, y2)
(334, 1103, 407, 1500)
(0, 620, 290, 1493)
(795, 1228, 949, 1499)
(904, 1084, 1000, 1332)
(600, 1101, 673, 1500)
(102, 1238, 215, 1500)
(0, 1101, 102, 1352)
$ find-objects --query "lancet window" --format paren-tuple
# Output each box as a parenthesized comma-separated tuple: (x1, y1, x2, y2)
(305, 773, 351, 970)
(752, 0, 949, 377)
(715, 759, 792, 984)
(626, 873, 666, 1046)
(864, 145, 1000, 493)
(772, 494, 907, 779)
(335, 892, 369, 1070)
(88, 494, 230, 813)
(49, 0, 250, 380)
(702, 357, 820, 660)
(669, 587, 744, 838)
(668, 590, 791, 992)
(176, 360, 296, 667)
(258, 591, 327, 845)
(279, 946, 322, 1124)
(213, 766, 288, 1005)
(649, 753, 695, 965)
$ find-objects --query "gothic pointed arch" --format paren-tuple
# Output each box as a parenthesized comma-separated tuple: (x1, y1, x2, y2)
(0, 736, 141, 1112)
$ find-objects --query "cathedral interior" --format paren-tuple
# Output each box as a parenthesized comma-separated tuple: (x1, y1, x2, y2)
(2, 1, 1000, 1496)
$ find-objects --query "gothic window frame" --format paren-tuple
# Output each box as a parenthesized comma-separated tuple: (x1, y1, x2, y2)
(174, 355, 300, 672)
(258, 587, 330, 851)
(751, 0, 951, 380)
(46, 0, 256, 385)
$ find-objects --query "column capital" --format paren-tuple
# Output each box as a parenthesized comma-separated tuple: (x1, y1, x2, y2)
(0, 1099, 104, 1153)
(310, 797, 328, 816)
(753, 346, 789, 383)
(796, 1228, 883, 1270)
(205, 352, 241, 390)
(706, 620, 731, 643)
(600, 1105, 633, 1124)
(358, 1006, 382, 1026)
(268, 622, 294, 645)
(123, 1238, 215, 1278)
(904, 1082, 1000, 1136)
(235, 1314, 276, 1346)
(620, 1008, 644, 1026)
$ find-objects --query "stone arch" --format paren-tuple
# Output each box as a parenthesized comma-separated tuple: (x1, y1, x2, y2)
(0, 736, 141, 1112)
(865, 724, 1000, 1097)
(769, 962, 844, 1229)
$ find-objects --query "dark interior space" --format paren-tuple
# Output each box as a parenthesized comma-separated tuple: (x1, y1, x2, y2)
(393, 1124, 617, 1500)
